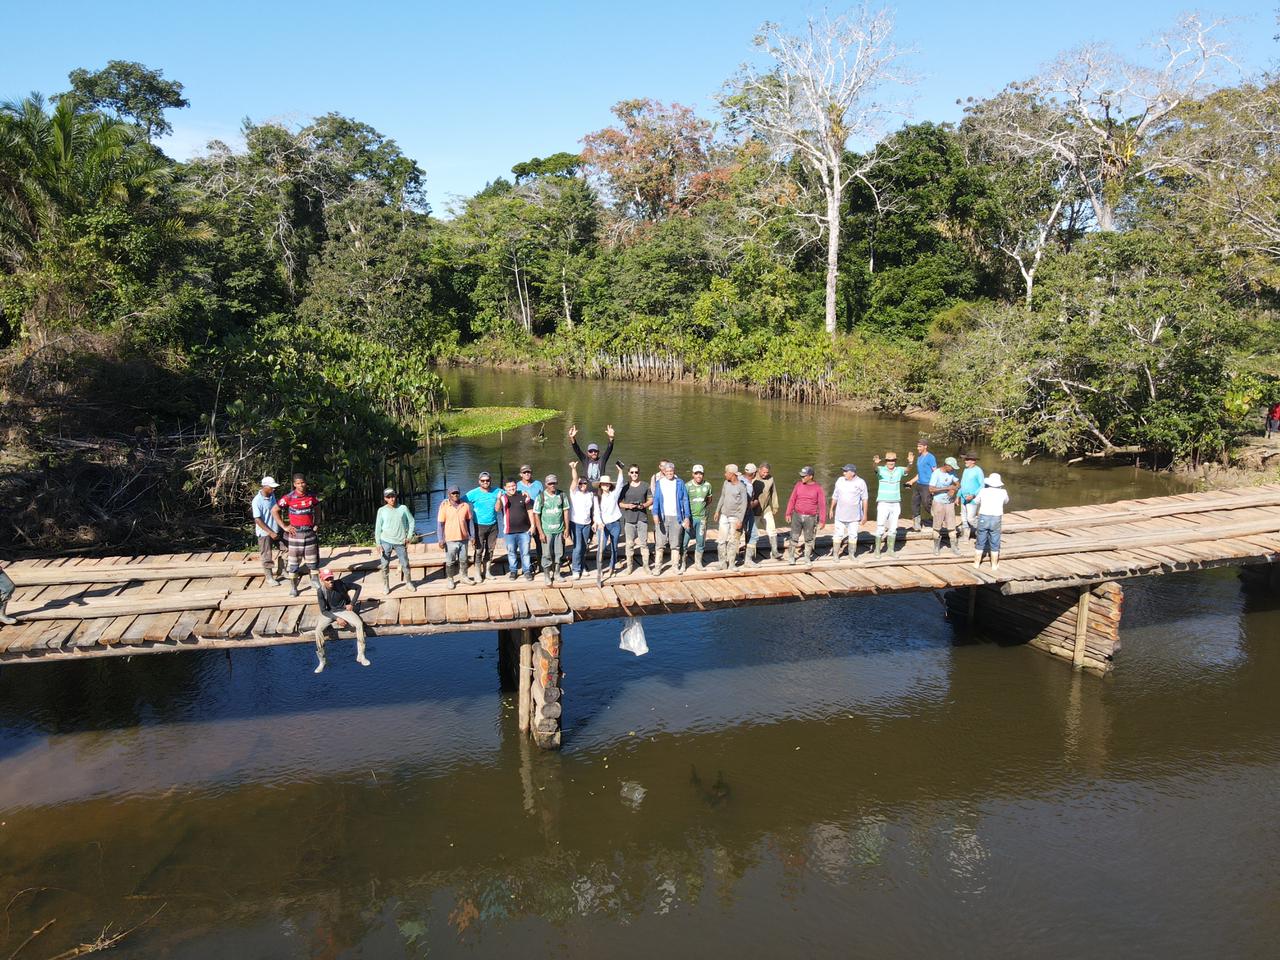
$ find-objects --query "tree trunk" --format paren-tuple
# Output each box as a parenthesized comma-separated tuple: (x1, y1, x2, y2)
(561, 271, 573, 330)
(824, 185, 842, 337)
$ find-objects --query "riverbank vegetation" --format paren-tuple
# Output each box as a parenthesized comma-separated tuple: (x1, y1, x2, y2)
(3, 15, 1279, 549)
(432, 406, 560, 439)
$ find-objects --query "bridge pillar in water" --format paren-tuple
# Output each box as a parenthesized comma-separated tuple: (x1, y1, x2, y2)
(1240, 562, 1280, 594)
(948, 581, 1124, 673)
(529, 626, 563, 749)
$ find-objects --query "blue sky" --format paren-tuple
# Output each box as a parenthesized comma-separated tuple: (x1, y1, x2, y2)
(3, 1, 1275, 212)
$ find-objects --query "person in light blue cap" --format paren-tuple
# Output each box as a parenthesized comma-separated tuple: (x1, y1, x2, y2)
(927, 456, 962, 555)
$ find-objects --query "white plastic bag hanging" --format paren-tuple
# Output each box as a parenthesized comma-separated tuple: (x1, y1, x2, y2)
(619, 618, 648, 656)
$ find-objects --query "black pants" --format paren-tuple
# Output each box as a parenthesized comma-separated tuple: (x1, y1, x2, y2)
(912, 483, 932, 522)
(474, 523, 498, 572)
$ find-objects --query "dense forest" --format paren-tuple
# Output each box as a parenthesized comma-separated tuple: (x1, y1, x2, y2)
(2, 11, 1278, 550)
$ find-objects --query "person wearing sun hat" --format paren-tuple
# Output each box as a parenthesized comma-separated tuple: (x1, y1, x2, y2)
(593, 464, 626, 575)
(958, 453, 985, 540)
(928, 456, 963, 555)
(973, 472, 1009, 571)
(871, 451, 908, 555)
(251, 475, 284, 586)
(313, 566, 369, 673)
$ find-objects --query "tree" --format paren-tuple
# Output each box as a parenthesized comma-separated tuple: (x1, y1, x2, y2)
(970, 14, 1231, 233)
(512, 152, 581, 182)
(581, 99, 715, 221)
(723, 7, 911, 336)
(65, 61, 188, 140)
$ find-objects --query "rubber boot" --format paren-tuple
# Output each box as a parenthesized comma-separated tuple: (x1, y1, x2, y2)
(874, 534, 883, 556)
(716, 541, 728, 571)
(912, 515, 922, 532)
(261, 564, 280, 587)
(832, 537, 844, 563)
(403, 567, 415, 592)
(990, 551, 1000, 572)
(356, 634, 370, 667)
(786, 539, 796, 565)
(381, 567, 391, 593)
(288, 574, 300, 598)
(933, 535, 941, 556)
(0, 600, 17, 627)
(951, 532, 963, 556)
(309, 574, 322, 593)
(973, 547, 983, 570)
(746, 539, 758, 566)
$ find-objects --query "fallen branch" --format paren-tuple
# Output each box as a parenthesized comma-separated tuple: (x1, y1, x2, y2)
(8, 919, 56, 960)
(38, 904, 164, 960)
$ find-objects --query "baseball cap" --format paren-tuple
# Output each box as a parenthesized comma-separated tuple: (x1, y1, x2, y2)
(692, 464, 704, 473)
(383, 487, 396, 497)
(744, 462, 757, 473)
(519, 464, 532, 472)
(799, 465, 814, 477)
(447, 484, 460, 494)
(545, 474, 559, 484)
(478, 471, 491, 480)
(843, 463, 856, 472)
(260, 475, 278, 488)
(944, 457, 959, 469)
(587, 442, 599, 452)
(319, 567, 334, 580)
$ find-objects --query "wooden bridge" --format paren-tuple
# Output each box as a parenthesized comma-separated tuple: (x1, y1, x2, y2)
(3, 484, 1278, 746)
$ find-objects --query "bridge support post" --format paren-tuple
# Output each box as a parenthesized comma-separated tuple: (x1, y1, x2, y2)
(1240, 562, 1280, 593)
(530, 626, 562, 750)
(947, 581, 1123, 673)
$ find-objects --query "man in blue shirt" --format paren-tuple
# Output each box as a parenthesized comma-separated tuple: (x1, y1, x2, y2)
(250, 475, 283, 586)
(928, 457, 962, 555)
(465, 471, 502, 582)
(516, 464, 544, 567)
(909, 439, 937, 532)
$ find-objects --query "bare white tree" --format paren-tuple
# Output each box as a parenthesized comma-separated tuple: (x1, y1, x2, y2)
(976, 13, 1233, 233)
(724, 6, 912, 336)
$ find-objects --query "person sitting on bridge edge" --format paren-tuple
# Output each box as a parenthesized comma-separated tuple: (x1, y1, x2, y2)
(436, 484, 474, 589)
(651, 460, 692, 575)
(251, 475, 284, 586)
(830, 464, 868, 562)
(569, 423, 615, 489)
(0, 559, 19, 626)
(375, 487, 417, 592)
(498, 478, 535, 581)
(533, 474, 571, 584)
(568, 463, 597, 580)
(958, 453, 985, 540)
(973, 472, 1009, 571)
(685, 465, 713, 570)
(713, 463, 749, 570)
(871, 451, 907, 555)
(313, 567, 369, 673)
(785, 466, 827, 565)
(465, 471, 501, 583)
(929, 457, 963, 556)
(908, 439, 933, 531)
(272, 473, 322, 598)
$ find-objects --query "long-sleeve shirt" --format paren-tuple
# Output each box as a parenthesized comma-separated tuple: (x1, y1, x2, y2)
(715, 478, 749, 522)
(316, 579, 354, 616)
(571, 437, 614, 483)
(959, 466, 985, 502)
(436, 500, 472, 544)
(753, 476, 780, 516)
(374, 504, 415, 544)
(786, 481, 828, 523)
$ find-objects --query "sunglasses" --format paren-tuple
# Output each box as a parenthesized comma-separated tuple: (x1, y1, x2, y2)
(479, 478, 491, 483)
(520, 470, 531, 474)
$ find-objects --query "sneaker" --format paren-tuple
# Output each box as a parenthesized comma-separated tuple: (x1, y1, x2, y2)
(508, 571, 518, 581)
(574, 570, 583, 581)
(524, 572, 534, 581)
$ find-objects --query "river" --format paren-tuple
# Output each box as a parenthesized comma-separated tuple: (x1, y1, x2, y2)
(1, 370, 1276, 958)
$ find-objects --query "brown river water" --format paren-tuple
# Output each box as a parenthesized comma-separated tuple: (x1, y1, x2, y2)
(1, 369, 1277, 958)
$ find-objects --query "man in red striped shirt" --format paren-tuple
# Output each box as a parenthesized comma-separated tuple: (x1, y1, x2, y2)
(784, 466, 827, 565)
(272, 473, 322, 596)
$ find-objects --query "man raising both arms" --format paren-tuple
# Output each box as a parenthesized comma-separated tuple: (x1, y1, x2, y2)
(871, 452, 907, 555)
(569, 423, 615, 489)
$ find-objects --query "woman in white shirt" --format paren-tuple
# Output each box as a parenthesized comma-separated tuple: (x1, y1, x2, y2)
(568, 464, 598, 580)
(594, 467, 625, 575)
(973, 473, 1009, 571)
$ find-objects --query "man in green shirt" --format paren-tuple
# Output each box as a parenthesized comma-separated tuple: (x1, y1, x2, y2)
(533, 474, 571, 584)
(871, 451, 908, 555)
(374, 488, 417, 592)
(685, 464, 714, 570)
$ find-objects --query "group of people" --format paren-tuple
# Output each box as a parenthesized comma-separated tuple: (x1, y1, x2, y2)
(428, 431, 1012, 587)
(241, 431, 1012, 672)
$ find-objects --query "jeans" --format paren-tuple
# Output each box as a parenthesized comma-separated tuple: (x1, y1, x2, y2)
(541, 534, 567, 574)
(378, 540, 410, 572)
(601, 520, 620, 569)
(689, 516, 708, 565)
(653, 516, 684, 566)
(742, 510, 755, 545)
(0, 569, 13, 603)
(976, 515, 1002, 553)
(444, 540, 467, 578)
(789, 514, 818, 558)
(504, 531, 531, 575)
(571, 521, 592, 573)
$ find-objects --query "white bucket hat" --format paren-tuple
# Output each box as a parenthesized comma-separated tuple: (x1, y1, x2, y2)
(985, 472, 1004, 488)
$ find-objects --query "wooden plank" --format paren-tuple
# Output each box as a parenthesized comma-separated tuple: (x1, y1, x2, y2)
(72, 617, 115, 649)
(445, 594, 470, 624)
(466, 593, 489, 622)
(99, 616, 138, 646)
(166, 610, 204, 643)
(143, 611, 183, 643)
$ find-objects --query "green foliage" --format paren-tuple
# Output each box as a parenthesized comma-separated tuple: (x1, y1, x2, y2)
(432, 406, 560, 438)
(64, 60, 188, 139)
